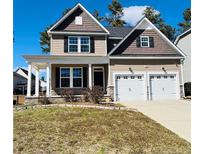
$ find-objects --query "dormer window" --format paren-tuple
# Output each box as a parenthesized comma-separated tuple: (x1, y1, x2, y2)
(140, 36, 149, 47)
(75, 16, 82, 25)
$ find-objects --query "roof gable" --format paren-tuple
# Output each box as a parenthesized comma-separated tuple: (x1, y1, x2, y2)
(174, 29, 191, 45)
(48, 3, 109, 34)
(109, 17, 186, 58)
(16, 67, 35, 80)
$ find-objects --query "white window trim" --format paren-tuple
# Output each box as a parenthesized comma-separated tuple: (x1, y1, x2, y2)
(140, 36, 150, 47)
(60, 67, 83, 88)
(68, 36, 90, 53)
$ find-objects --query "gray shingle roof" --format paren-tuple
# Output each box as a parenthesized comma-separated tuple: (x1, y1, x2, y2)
(105, 26, 133, 38)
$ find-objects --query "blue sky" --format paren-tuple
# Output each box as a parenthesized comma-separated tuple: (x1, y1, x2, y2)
(14, 0, 191, 71)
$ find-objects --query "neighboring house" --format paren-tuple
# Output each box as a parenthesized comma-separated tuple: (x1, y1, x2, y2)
(23, 3, 185, 102)
(175, 29, 191, 84)
(13, 72, 27, 95)
(14, 67, 46, 95)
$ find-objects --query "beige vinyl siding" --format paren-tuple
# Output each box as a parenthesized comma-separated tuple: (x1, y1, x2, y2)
(51, 35, 107, 56)
(110, 59, 181, 85)
(51, 35, 64, 54)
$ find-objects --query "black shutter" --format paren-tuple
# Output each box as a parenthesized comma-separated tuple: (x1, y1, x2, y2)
(83, 67, 87, 88)
(136, 36, 141, 47)
(55, 67, 60, 88)
(149, 37, 154, 48)
(90, 37, 95, 53)
(64, 36, 68, 53)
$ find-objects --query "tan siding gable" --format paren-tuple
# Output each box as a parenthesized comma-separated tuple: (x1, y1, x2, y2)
(111, 29, 177, 55)
(54, 8, 104, 32)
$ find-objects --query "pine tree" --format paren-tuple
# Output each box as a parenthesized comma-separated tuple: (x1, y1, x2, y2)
(106, 0, 126, 27)
(40, 26, 51, 53)
(178, 8, 191, 32)
(143, 6, 176, 41)
(93, 10, 104, 22)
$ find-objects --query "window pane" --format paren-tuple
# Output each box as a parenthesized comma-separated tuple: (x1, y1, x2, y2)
(81, 45, 89, 52)
(61, 68, 70, 77)
(69, 37, 78, 44)
(69, 45, 78, 52)
(73, 68, 82, 77)
(81, 37, 89, 44)
(142, 42, 148, 47)
(61, 78, 70, 87)
(142, 37, 148, 41)
(73, 78, 82, 87)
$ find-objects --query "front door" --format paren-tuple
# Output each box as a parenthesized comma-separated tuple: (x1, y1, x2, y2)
(93, 67, 104, 88)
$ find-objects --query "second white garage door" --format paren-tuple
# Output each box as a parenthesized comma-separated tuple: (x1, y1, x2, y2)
(115, 74, 146, 101)
(149, 74, 178, 100)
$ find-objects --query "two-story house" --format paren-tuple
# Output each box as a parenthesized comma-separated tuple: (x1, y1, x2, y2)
(23, 3, 185, 103)
(175, 29, 191, 87)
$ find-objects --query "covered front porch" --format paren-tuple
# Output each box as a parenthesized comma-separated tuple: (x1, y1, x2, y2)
(23, 55, 110, 98)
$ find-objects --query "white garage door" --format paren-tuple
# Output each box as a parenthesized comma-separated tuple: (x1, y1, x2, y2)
(150, 74, 178, 100)
(115, 74, 146, 101)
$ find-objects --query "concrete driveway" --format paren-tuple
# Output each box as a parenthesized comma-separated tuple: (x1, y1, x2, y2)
(121, 100, 191, 142)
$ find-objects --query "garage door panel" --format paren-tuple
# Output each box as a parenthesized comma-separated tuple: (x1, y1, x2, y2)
(116, 75, 146, 101)
(150, 74, 177, 100)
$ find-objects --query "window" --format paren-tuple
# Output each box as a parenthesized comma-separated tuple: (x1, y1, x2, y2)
(80, 37, 90, 52)
(157, 76, 161, 79)
(68, 36, 90, 53)
(75, 16, 82, 25)
(140, 36, 149, 47)
(116, 76, 121, 79)
(60, 68, 70, 87)
(60, 67, 83, 88)
(131, 76, 135, 79)
(69, 37, 78, 52)
(170, 75, 175, 79)
(73, 68, 82, 88)
(137, 76, 142, 79)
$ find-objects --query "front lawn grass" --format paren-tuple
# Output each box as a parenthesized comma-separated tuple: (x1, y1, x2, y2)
(14, 108, 190, 154)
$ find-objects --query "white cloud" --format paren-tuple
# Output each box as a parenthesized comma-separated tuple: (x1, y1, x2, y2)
(121, 6, 159, 26)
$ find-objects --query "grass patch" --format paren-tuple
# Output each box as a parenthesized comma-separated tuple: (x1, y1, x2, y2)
(14, 108, 190, 153)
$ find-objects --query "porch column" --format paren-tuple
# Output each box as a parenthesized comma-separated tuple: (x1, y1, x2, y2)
(88, 64, 92, 89)
(35, 68, 39, 97)
(46, 64, 50, 96)
(27, 63, 32, 97)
